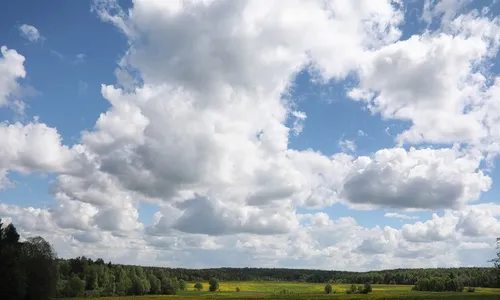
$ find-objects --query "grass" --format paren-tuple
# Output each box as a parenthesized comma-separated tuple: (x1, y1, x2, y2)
(66, 281, 500, 299)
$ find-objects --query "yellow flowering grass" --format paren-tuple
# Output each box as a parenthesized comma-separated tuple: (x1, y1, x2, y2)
(67, 281, 500, 300)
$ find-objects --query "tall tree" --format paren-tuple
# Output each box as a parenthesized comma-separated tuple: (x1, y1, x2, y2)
(148, 273, 161, 294)
(161, 276, 177, 295)
(22, 236, 57, 300)
(0, 222, 25, 300)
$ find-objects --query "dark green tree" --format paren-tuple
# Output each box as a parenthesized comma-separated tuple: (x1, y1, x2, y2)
(209, 277, 219, 292)
(65, 275, 85, 297)
(148, 273, 161, 294)
(116, 268, 132, 296)
(161, 276, 176, 295)
(0, 222, 25, 300)
(129, 274, 146, 295)
(22, 236, 58, 300)
(194, 282, 203, 291)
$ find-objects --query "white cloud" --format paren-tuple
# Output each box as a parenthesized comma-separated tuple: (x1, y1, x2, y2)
(4, 200, 496, 270)
(384, 212, 419, 220)
(422, 0, 471, 25)
(0, 46, 26, 106)
(45, 0, 407, 239)
(0, 122, 76, 175)
(350, 11, 500, 148)
(9, 99, 27, 118)
(357, 129, 367, 137)
(291, 110, 307, 135)
(1, 0, 500, 270)
(340, 147, 491, 210)
(0, 121, 81, 190)
(18, 24, 42, 43)
(402, 212, 459, 242)
(338, 139, 357, 152)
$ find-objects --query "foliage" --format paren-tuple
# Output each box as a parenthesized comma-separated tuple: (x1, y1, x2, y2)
(209, 277, 220, 292)
(49, 257, 499, 297)
(161, 277, 177, 295)
(66, 275, 85, 297)
(324, 283, 333, 294)
(345, 283, 372, 294)
(54, 254, 183, 297)
(363, 282, 373, 293)
(412, 276, 464, 292)
(179, 279, 187, 291)
(0, 220, 57, 300)
(194, 282, 203, 291)
(2, 220, 500, 299)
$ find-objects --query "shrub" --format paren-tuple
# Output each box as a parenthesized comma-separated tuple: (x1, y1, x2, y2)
(324, 283, 333, 294)
(208, 277, 219, 292)
(345, 284, 357, 294)
(467, 287, 476, 293)
(236, 287, 241, 292)
(361, 282, 372, 294)
(345, 283, 372, 294)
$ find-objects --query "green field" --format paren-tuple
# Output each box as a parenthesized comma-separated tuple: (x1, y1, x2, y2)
(66, 281, 500, 300)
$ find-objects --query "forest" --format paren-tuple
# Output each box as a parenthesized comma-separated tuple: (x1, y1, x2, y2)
(0, 219, 498, 299)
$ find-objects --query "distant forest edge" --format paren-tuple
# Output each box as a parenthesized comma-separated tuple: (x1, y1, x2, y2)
(60, 257, 497, 286)
(0, 219, 499, 299)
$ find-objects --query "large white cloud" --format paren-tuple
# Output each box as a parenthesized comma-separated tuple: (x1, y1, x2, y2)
(341, 147, 491, 209)
(1, 0, 500, 270)
(0, 121, 77, 190)
(349, 10, 500, 147)
(4, 200, 497, 270)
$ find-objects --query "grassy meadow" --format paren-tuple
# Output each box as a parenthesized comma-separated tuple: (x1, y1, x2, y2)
(66, 281, 500, 300)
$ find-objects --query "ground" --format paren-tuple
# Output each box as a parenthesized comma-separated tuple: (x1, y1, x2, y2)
(67, 281, 500, 299)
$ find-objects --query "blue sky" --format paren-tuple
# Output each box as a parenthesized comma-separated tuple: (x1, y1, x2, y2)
(1, 0, 500, 270)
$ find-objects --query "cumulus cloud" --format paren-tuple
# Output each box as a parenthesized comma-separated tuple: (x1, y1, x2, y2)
(350, 11, 500, 148)
(0, 121, 79, 189)
(1, 0, 500, 270)
(341, 147, 491, 210)
(47, 0, 408, 239)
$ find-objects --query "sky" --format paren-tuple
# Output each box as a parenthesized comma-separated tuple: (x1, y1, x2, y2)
(1, 0, 500, 271)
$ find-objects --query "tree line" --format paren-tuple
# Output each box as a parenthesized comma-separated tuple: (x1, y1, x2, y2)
(1, 219, 500, 299)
